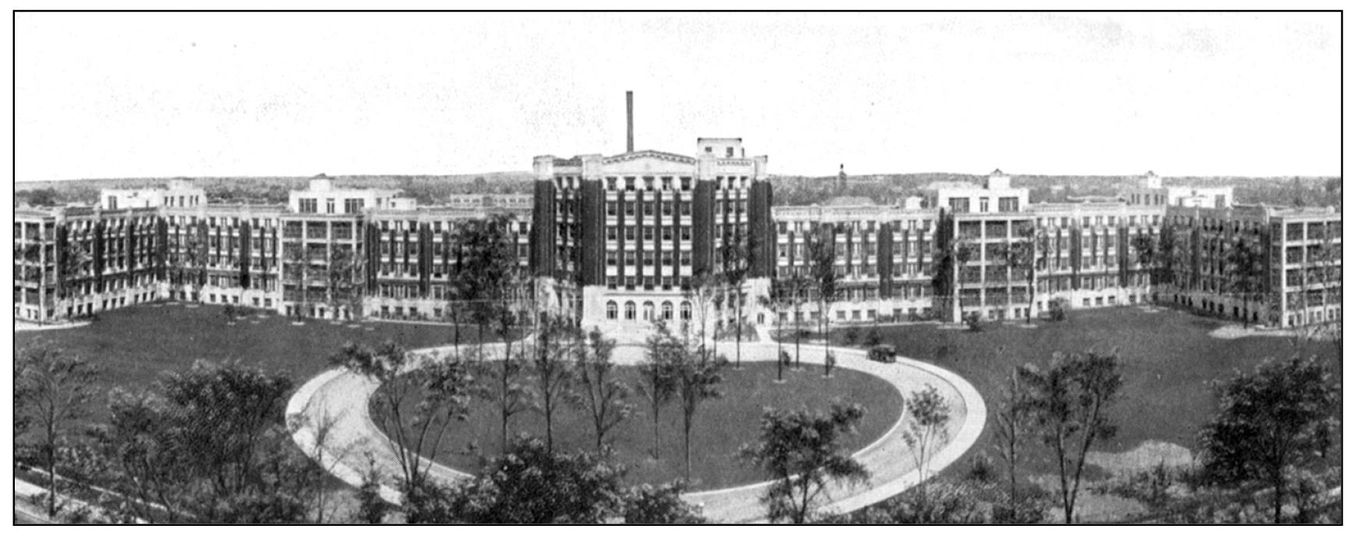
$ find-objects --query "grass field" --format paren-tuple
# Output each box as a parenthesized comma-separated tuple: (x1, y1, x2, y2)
(375, 361, 904, 491)
(820, 305, 1342, 480)
(14, 302, 472, 426)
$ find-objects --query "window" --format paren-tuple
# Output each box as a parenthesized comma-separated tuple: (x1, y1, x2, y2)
(624, 301, 636, 320)
(606, 301, 618, 320)
(998, 197, 1019, 212)
(607, 202, 618, 217)
(607, 227, 619, 241)
(949, 198, 970, 213)
(680, 301, 691, 320)
(979, 198, 990, 213)
(326, 199, 336, 214)
(299, 199, 318, 213)
(643, 301, 655, 321)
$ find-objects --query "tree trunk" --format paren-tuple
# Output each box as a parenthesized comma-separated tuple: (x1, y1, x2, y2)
(683, 418, 692, 481)
(652, 403, 661, 460)
(735, 298, 742, 369)
(47, 439, 57, 518)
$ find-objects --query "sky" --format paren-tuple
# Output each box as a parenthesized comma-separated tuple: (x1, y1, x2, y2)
(13, 12, 1341, 181)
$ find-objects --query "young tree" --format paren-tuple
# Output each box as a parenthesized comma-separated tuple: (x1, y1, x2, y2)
(283, 242, 312, 320)
(1225, 237, 1263, 327)
(331, 341, 477, 491)
(684, 271, 723, 359)
(638, 323, 682, 460)
(786, 272, 813, 370)
(723, 238, 751, 369)
(1199, 355, 1339, 523)
(740, 402, 870, 523)
(1004, 226, 1036, 323)
(15, 340, 101, 518)
(990, 367, 1030, 519)
(759, 285, 786, 382)
(808, 229, 840, 368)
(902, 384, 952, 503)
(575, 327, 634, 451)
(529, 314, 578, 453)
(1016, 350, 1124, 524)
(327, 245, 361, 321)
(674, 333, 726, 481)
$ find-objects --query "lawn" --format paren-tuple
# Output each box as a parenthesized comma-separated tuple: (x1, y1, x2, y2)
(375, 361, 904, 491)
(14, 302, 475, 426)
(820, 306, 1342, 481)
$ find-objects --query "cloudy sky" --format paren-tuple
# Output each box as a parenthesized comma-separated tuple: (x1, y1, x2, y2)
(14, 12, 1340, 180)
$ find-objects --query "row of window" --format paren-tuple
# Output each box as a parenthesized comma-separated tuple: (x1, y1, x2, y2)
(604, 299, 692, 322)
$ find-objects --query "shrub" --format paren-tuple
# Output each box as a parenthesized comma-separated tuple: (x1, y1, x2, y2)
(864, 327, 882, 347)
(1049, 298, 1068, 322)
(843, 325, 860, 346)
(965, 311, 984, 332)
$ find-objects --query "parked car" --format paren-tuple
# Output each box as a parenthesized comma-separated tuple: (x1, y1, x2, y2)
(868, 344, 897, 363)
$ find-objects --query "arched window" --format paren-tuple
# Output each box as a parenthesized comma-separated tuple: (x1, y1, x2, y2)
(662, 301, 674, 321)
(643, 301, 655, 322)
(606, 300, 618, 320)
(679, 301, 691, 321)
(624, 301, 636, 321)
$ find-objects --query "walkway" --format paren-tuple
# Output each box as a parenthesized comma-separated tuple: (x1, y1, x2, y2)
(286, 339, 986, 523)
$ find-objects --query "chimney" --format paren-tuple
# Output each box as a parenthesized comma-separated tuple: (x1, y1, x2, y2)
(626, 91, 634, 153)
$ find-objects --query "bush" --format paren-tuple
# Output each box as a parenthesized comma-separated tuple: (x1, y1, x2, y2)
(864, 327, 882, 347)
(1049, 298, 1068, 322)
(843, 326, 861, 346)
(965, 311, 984, 332)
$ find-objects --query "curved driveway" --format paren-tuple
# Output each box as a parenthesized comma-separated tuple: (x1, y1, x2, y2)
(286, 339, 986, 523)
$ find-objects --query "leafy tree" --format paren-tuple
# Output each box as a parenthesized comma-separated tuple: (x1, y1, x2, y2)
(673, 332, 726, 481)
(433, 437, 630, 523)
(1016, 350, 1124, 524)
(15, 339, 101, 518)
(638, 323, 682, 460)
(1199, 355, 1339, 523)
(902, 384, 952, 503)
(740, 402, 870, 523)
(331, 341, 477, 490)
(575, 327, 633, 451)
(86, 360, 320, 523)
(622, 480, 707, 524)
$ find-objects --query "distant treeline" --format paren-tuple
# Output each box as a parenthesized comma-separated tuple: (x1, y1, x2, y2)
(15, 173, 1341, 210)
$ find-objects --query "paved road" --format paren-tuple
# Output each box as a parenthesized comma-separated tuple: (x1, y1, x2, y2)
(287, 339, 986, 522)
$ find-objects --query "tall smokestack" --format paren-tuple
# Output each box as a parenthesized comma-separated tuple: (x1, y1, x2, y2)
(626, 91, 634, 153)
